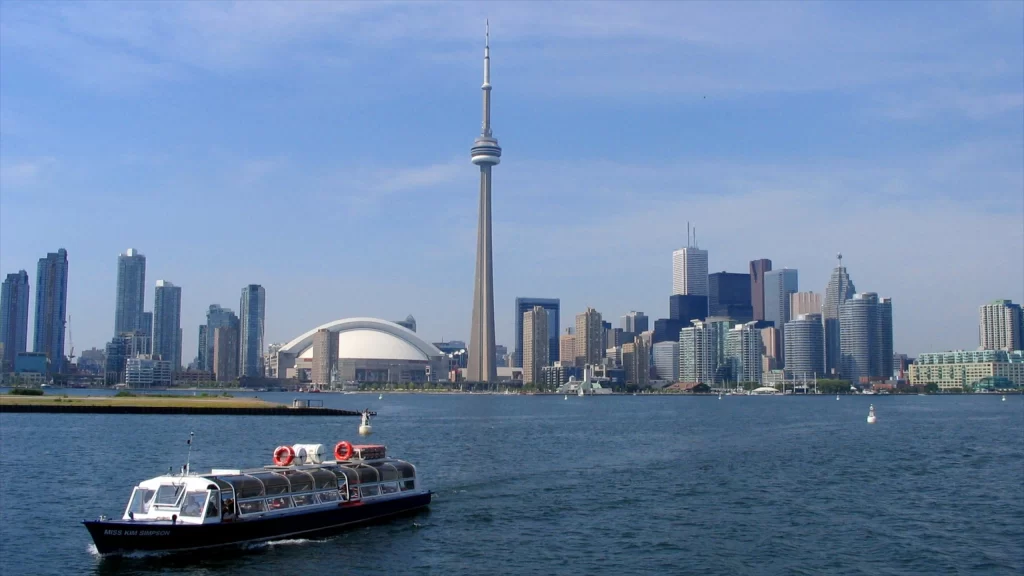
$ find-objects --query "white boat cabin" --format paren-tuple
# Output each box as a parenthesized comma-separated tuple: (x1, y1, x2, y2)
(122, 457, 419, 525)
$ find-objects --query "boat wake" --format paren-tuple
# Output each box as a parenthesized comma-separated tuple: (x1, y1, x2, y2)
(88, 543, 174, 560)
(245, 538, 326, 550)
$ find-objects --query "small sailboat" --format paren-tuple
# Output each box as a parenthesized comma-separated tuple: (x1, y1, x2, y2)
(378, 394, 383, 400)
(718, 393, 722, 400)
(867, 404, 877, 424)
(836, 394, 840, 400)
(563, 395, 568, 400)
(1002, 395, 1007, 402)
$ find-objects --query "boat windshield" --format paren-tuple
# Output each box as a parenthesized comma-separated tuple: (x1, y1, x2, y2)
(154, 484, 186, 507)
(179, 492, 209, 518)
(128, 487, 156, 515)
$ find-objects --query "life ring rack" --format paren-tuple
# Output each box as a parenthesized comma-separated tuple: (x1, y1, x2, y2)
(334, 440, 354, 461)
(272, 445, 295, 466)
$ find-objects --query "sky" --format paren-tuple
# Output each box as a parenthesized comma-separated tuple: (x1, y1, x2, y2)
(1, 1, 1022, 360)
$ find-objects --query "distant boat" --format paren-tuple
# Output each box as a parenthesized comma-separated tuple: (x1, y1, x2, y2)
(1002, 395, 1007, 401)
(378, 394, 383, 400)
(577, 388, 585, 397)
(563, 395, 568, 400)
(836, 394, 840, 400)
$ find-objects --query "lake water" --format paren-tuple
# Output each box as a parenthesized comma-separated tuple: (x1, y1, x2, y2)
(1, 392, 1021, 575)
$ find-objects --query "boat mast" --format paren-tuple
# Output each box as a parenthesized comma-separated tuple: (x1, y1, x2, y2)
(184, 431, 195, 476)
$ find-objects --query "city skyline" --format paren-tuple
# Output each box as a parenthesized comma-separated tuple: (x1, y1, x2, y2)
(1, 4, 1021, 359)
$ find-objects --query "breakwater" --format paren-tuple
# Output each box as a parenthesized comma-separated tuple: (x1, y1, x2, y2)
(0, 403, 364, 416)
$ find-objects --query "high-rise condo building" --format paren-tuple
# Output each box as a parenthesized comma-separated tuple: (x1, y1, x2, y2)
(114, 248, 146, 335)
(575, 308, 603, 367)
(764, 269, 798, 364)
(725, 322, 763, 384)
(622, 311, 649, 334)
(559, 331, 576, 365)
(514, 297, 560, 367)
(823, 253, 856, 376)
(679, 317, 734, 384)
(784, 313, 825, 378)
(790, 292, 822, 318)
(672, 247, 709, 297)
(213, 325, 239, 382)
(197, 325, 208, 371)
(761, 326, 780, 373)
(311, 328, 339, 385)
(152, 280, 182, 370)
(622, 336, 649, 387)
(652, 341, 679, 381)
(240, 284, 266, 377)
(749, 259, 772, 321)
(840, 293, 893, 384)
(522, 306, 549, 385)
(139, 311, 153, 355)
(33, 249, 69, 373)
(1, 271, 30, 371)
(979, 300, 1023, 351)
(204, 305, 240, 373)
(467, 22, 502, 383)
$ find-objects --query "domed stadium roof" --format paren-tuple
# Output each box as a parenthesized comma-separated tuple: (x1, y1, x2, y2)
(280, 318, 443, 361)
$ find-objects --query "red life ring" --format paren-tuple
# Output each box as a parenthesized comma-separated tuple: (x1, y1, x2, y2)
(273, 445, 295, 466)
(334, 441, 354, 461)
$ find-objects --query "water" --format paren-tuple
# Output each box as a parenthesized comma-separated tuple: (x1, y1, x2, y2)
(1, 392, 1021, 575)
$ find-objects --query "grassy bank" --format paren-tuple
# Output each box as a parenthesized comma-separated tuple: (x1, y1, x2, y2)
(0, 394, 282, 410)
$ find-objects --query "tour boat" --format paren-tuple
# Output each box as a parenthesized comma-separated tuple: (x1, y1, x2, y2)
(83, 439, 431, 556)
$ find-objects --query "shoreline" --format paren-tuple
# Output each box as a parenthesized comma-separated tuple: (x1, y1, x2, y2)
(0, 395, 364, 416)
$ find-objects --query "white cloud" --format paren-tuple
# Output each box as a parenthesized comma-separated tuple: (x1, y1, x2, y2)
(0, 157, 57, 188)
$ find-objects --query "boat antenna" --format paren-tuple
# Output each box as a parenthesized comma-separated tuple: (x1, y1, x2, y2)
(183, 430, 195, 476)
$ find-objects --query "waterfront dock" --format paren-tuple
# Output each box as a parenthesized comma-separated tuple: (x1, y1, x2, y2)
(0, 395, 364, 416)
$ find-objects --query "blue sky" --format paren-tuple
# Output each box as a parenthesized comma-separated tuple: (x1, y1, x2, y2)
(1, 1, 1021, 359)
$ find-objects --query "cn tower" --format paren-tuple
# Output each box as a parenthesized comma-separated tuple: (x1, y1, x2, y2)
(467, 20, 501, 382)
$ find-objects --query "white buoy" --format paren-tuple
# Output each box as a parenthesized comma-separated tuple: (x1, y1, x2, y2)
(358, 409, 373, 436)
(867, 404, 877, 424)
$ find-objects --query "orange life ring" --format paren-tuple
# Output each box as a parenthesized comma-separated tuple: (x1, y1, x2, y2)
(273, 445, 295, 466)
(334, 441, 354, 461)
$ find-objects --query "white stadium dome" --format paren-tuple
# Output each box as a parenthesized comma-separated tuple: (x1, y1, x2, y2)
(280, 318, 444, 361)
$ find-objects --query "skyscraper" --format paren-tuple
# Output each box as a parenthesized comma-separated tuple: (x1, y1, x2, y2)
(784, 313, 825, 378)
(764, 268, 798, 364)
(669, 294, 709, 324)
(725, 322, 763, 384)
(213, 325, 239, 382)
(749, 259, 772, 321)
(153, 281, 182, 370)
(679, 318, 734, 384)
(240, 284, 266, 377)
(1, 271, 30, 371)
(575, 308, 603, 367)
(559, 331, 576, 365)
(652, 341, 680, 381)
(823, 253, 856, 376)
(197, 325, 208, 370)
(204, 305, 239, 373)
(708, 272, 752, 322)
(672, 247, 709, 297)
(514, 297, 560, 367)
(467, 22, 502, 383)
(33, 249, 69, 373)
(622, 336, 649, 387)
(139, 311, 153, 354)
(312, 328, 339, 386)
(879, 298, 894, 379)
(522, 306, 549, 385)
(790, 292, 822, 318)
(114, 248, 146, 335)
(622, 311, 649, 334)
(840, 292, 880, 385)
(979, 300, 1023, 351)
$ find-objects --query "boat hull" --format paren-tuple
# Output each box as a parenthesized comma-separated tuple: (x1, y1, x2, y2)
(84, 491, 431, 555)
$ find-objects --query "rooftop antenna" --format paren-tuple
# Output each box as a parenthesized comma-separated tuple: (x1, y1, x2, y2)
(694, 227, 698, 249)
(687, 222, 691, 248)
(837, 252, 843, 268)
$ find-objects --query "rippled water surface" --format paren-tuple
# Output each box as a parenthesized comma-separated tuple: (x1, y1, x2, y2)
(1, 392, 1022, 575)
